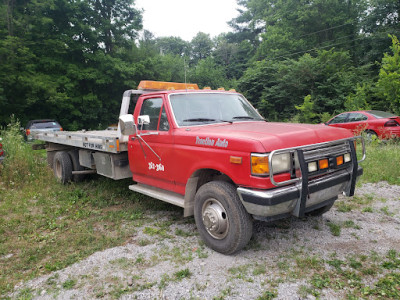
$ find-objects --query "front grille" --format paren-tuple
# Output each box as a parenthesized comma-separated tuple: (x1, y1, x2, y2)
(302, 142, 351, 162)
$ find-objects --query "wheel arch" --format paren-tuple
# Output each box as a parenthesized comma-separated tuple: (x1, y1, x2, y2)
(183, 168, 235, 217)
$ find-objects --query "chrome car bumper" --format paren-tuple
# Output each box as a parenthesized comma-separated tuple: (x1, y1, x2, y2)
(237, 167, 363, 220)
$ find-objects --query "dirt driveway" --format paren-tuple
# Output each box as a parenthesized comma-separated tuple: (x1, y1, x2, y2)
(11, 182, 400, 299)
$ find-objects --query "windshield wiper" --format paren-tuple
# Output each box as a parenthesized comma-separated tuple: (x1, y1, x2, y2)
(233, 116, 255, 120)
(232, 116, 266, 121)
(183, 118, 234, 124)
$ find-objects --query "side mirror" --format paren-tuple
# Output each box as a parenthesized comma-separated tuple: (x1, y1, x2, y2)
(138, 115, 150, 125)
(119, 114, 137, 136)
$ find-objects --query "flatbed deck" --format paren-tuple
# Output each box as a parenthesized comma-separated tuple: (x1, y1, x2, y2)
(34, 130, 127, 153)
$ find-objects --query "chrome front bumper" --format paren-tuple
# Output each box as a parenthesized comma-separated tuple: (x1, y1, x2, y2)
(237, 167, 363, 220)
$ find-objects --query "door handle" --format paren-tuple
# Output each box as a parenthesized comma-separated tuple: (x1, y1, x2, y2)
(140, 132, 159, 136)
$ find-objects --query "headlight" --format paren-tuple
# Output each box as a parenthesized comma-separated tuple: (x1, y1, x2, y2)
(271, 153, 291, 174)
(251, 153, 291, 176)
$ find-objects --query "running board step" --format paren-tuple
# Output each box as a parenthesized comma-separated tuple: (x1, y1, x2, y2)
(129, 184, 185, 208)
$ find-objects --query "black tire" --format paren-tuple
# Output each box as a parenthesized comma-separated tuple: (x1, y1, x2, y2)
(194, 181, 253, 254)
(364, 130, 377, 142)
(68, 150, 85, 182)
(53, 151, 72, 184)
(306, 202, 334, 217)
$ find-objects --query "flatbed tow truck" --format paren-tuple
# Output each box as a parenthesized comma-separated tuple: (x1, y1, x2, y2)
(34, 81, 365, 254)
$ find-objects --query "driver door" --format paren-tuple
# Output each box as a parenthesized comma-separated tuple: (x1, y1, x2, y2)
(128, 96, 175, 191)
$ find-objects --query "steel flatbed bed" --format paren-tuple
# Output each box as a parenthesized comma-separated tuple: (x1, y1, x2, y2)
(34, 130, 128, 153)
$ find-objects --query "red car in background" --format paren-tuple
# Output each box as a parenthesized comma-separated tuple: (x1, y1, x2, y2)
(326, 110, 400, 139)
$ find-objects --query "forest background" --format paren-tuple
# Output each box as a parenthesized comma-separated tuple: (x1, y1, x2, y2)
(1, 0, 399, 130)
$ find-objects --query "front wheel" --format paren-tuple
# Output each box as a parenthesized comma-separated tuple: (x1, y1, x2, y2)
(194, 181, 253, 254)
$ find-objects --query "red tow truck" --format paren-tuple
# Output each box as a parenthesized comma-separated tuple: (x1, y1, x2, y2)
(34, 81, 365, 254)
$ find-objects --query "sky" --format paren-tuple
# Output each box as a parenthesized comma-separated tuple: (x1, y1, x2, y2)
(135, 0, 240, 41)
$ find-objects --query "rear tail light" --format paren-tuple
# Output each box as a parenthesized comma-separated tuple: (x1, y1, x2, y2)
(26, 129, 31, 135)
(384, 119, 400, 127)
(0, 143, 3, 156)
(60, 127, 63, 131)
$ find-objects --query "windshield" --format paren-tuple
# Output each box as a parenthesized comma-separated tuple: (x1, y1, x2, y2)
(169, 93, 264, 126)
(367, 110, 397, 119)
(30, 121, 61, 129)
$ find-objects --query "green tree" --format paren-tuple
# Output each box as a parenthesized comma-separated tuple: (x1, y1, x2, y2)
(190, 32, 214, 64)
(232, 0, 364, 61)
(377, 35, 400, 114)
(239, 49, 364, 121)
(0, 0, 143, 129)
(357, 0, 400, 68)
(344, 83, 373, 111)
(295, 95, 318, 123)
(189, 57, 231, 89)
(156, 36, 190, 57)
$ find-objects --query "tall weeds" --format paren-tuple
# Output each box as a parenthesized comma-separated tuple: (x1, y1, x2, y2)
(0, 117, 50, 188)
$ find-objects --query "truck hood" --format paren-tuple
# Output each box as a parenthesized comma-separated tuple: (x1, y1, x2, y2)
(177, 121, 353, 152)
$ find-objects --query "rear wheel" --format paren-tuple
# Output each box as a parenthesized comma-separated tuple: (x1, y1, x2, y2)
(194, 181, 253, 254)
(53, 151, 72, 184)
(68, 150, 85, 182)
(364, 130, 377, 142)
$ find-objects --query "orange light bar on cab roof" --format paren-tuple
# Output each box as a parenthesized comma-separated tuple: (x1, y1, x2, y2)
(137, 80, 199, 91)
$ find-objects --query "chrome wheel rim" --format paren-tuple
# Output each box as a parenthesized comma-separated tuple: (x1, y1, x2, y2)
(201, 198, 229, 239)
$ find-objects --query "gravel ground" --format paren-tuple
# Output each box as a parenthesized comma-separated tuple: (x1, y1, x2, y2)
(10, 182, 400, 299)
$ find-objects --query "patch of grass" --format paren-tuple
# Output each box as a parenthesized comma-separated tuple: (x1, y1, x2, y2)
(360, 143, 400, 185)
(327, 221, 341, 236)
(310, 273, 331, 289)
(257, 290, 278, 300)
(109, 257, 134, 269)
(362, 272, 400, 298)
(327, 258, 345, 271)
(343, 220, 361, 229)
(143, 226, 171, 238)
(300, 250, 400, 299)
(381, 249, 400, 269)
(213, 286, 233, 300)
(158, 273, 171, 289)
(336, 202, 354, 212)
(380, 206, 392, 216)
(195, 245, 209, 259)
(362, 206, 373, 213)
(253, 263, 267, 276)
(175, 228, 195, 237)
(62, 278, 77, 289)
(174, 268, 192, 280)
(137, 238, 153, 246)
(228, 264, 251, 281)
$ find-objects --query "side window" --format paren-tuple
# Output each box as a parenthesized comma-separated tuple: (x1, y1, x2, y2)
(139, 98, 170, 131)
(159, 107, 170, 131)
(348, 113, 367, 122)
(329, 113, 348, 124)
